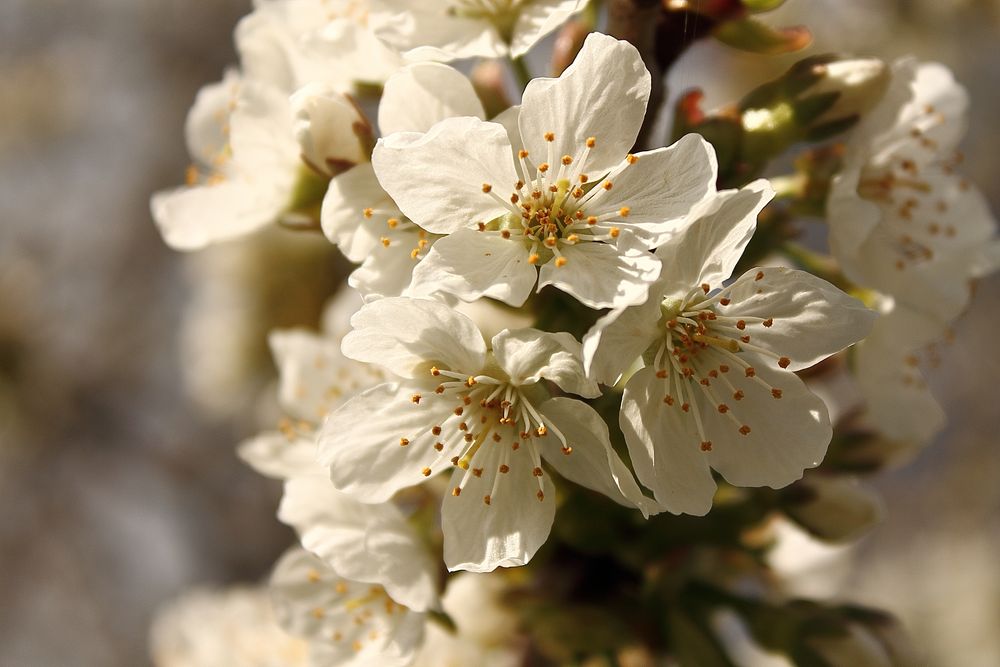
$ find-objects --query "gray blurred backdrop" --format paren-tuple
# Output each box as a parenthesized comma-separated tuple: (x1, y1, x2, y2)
(1, 1, 997, 665)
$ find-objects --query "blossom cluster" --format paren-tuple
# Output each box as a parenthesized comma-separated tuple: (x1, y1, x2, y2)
(150, 1, 998, 665)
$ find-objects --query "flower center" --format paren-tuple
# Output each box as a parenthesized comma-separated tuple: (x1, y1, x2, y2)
(478, 133, 638, 267)
(854, 102, 965, 271)
(401, 362, 573, 506)
(648, 273, 789, 452)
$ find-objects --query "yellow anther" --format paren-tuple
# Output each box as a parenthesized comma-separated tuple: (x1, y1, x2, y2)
(561, 445, 573, 455)
(466, 376, 477, 386)
(537, 425, 547, 436)
(609, 227, 620, 238)
(380, 237, 391, 247)
(536, 490, 545, 501)
(626, 154, 639, 164)
(578, 173, 589, 183)
(481, 183, 492, 193)
(538, 163, 550, 173)
(566, 234, 579, 243)
(451, 487, 462, 496)
(586, 137, 596, 148)
(184, 164, 199, 185)
(603, 181, 614, 191)
(483, 495, 491, 505)
(555, 256, 568, 267)
(410, 249, 420, 259)
(363, 207, 374, 218)
(410, 394, 421, 404)
(387, 218, 399, 228)
(586, 215, 598, 225)
(544, 236, 557, 247)
(518, 149, 529, 159)
(544, 132, 555, 141)
(561, 155, 573, 165)
(430, 366, 440, 376)
(399, 438, 410, 446)
(422, 467, 432, 477)
(528, 253, 540, 264)
(619, 206, 631, 217)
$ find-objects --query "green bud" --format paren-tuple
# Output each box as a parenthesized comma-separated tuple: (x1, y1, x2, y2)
(779, 474, 883, 543)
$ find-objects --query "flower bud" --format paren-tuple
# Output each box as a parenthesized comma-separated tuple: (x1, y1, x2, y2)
(779, 474, 883, 543)
(289, 83, 371, 178)
(469, 60, 511, 120)
(806, 58, 890, 126)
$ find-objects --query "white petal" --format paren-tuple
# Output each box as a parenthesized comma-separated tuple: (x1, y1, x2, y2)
(379, 62, 485, 136)
(184, 70, 241, 167)
(539, 397, 659, 516)
(319, 381, 467, 503)
(855, 322, 944, 446)
(721, 267, 876, 372)
(237, 431, 317, 480)
(440, 441, 555, 572)
(278, 475, 439, 611)
(321, 163, 395, 263)
(491, 328, 599, 397)
(370, 0, 506, 61)
(406, 228, 537, 307)
(620, 367, 717, 515)
(702, 357, 831, 489)
(582, 297, 662, 385)
(585, 136, 720, 248)
(519, 33, 649, 177)
(269, 328, 386, 421)
(271, 548, 424, 666)
(372, 117, 519, 234)
(509, 0, 584, 57)
(150, 181, 282, 250)
(537, 231, 661, 309)
(348, 227, 433, 301)
(341, 297, 487, 378)
(228, 79, 300, 178)
(653, 179, 773, 295)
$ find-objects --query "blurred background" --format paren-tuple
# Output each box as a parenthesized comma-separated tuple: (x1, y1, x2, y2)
(1, 1, 997, 664)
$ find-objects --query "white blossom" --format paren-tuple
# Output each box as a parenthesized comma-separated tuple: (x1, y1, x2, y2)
(369, 0, 584, 62)
(150, 586, 310, 667)
(373, 33, 719, 308)
(585, 182, 875, 515)
(318, 297, 657, 572)
(828, 58, 1000, 347)
(321, 62, 487, 300)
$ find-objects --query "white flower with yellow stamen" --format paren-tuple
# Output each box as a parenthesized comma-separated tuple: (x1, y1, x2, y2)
(584, 182, 876, 515)
(369, 0, 584, 62)
(318, 297, 658, 572)
(271, 547, 428, 667)
(828, 58, 1000, 347)
(372, 33, 719, 309)
(322, 62, 489, 299)
(152, 75, 369, 251)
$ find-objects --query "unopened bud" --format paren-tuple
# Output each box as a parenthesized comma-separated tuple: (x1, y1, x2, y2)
(290, 83, 370, 178)
(779, 474, 883, 543)
(806, 58, 890, 126)
(470, 60, 511, 120)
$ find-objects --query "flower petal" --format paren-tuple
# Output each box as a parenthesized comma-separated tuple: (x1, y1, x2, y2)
(348, 227, 434, 301)
(509, 0, 584, 57)
(271, 548, 424, 666)
(721, 267, 876, 372)
(279, 474, 439, 611)
(372, 117, 519, 234)
(653, 179, 773, 295)
(701, 358, 831, 490)
(537, 231, 661, 309)
(290, 82, 368, 176)
(321, 163, 395, 263)
(620, 366, 717, 515)
(319, 381, 468, 503)
(379, 62, 485, 136)
(369, 0, 506, 61)
(539, 397, 659, 516)
(491, 328, 599, 397)
(519, 32, 649, 177)
(585, 136, 721, 248)
(406, 228, 537, 307)
(582, 296, 662, 386)
(440, 440, 555, 572)
(150, 181, 282, 250)
(237, 431, 317, 480)
(341, 297, 487, 378)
